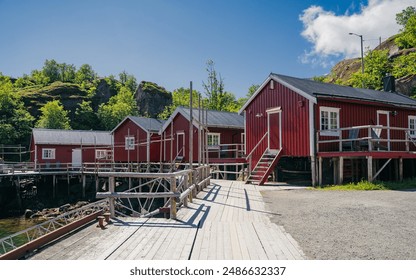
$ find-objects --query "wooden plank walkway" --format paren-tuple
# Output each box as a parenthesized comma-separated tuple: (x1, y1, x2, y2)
(29, 179, 305, 260)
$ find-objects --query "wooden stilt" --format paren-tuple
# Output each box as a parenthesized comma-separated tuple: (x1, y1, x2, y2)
(318, 157, 323, 186)
(339, 156, 344, 185)
(367, 156, 373, 182)
(399, 158, 403, 182)
(53, 175, 56, 199)
(82, 175, 86, 199)
(311, 156, 316, 187)
(170, 176, 177, 219)
(109, 177, 115, 218)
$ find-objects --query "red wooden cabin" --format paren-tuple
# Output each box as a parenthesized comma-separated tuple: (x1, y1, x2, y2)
(239, 73, 416, 185)
(30, 128, 112, 169)
(159, 107, 245, 164)
(111, 116, 165, 163)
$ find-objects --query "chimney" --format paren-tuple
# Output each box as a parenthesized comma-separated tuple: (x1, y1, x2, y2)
(383, 75, 395, 92)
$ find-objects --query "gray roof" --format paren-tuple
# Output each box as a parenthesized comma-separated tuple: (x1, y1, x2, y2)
(272, 73, 416, 108)
(161, 106, 244, 132)
(32, 128, 112, 146)
(110, 116, 165, 134)
(129, 116, 165, 132)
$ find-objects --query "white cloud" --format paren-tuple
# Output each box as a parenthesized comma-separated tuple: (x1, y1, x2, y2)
(299, 0, 415, 67)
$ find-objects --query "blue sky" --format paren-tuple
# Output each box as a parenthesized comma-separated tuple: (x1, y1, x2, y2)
(0, 0, 413, 98)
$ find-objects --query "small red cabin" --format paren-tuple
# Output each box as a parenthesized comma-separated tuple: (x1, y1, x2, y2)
(159, 107, 245, 164)
(240, 73, 416, 185)
(30, 128, 112, 168)
(111, 116, 165, 163)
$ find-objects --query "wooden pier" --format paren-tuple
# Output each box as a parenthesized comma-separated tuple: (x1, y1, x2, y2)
(29, 179, 305, 260)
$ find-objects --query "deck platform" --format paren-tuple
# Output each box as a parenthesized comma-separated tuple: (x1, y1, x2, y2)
(29, 179, 305, 260)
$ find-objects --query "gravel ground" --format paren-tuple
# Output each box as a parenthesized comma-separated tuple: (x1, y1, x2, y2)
(261, 188, 416, 260)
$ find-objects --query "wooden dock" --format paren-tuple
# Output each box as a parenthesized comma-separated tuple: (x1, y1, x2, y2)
(29, 179, 305, 260)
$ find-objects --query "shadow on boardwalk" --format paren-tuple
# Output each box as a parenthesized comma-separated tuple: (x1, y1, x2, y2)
(29, 179, 305, 260)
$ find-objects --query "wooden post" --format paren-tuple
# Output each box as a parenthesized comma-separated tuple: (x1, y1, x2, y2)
(184, 174, 189, 207)
(367, 156, 373, 182)
(318, 157, 323, 186)
(109, 177, 115, 218)
(339, 156, 344, 185)
(53, 175, 56, 199)
(333, 158, 338, 185)
(170, 176, 177, 219)
(399, 158, 403, 182)
(82, 175, 86, 198)
(311, 156, 316, 187)
(368, 127, 372, 151)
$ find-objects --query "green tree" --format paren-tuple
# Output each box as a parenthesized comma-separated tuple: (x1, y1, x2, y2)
(72, 101, 100, 130)
(14, 74, 34, 88)
(396, 6, 416, 27)
(392, 52, 416, 77)
(42, 59, 60, 83)
(119, 71, 138, 93)
(348, 49, 391, 90)
(203, 60, 227, 111)
(98, 86, 138, 130)
(36, 100, 71, 129)
(30, 69, 50, 86)
(158, 87, 202, 119)
(75, 64, 96, 84)
(395, 15, 416, 49)
(59, 63, 76, 82)
(0, 82, 34, 145)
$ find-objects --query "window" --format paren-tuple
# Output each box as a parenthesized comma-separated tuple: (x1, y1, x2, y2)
(409, 116, 416, 138)
(125, 136, 135, 150)
(95, 150, 108, 159)
(207, 133, 220, 147)
(42, 148, 55, 159)
(320, 107, 340, 136)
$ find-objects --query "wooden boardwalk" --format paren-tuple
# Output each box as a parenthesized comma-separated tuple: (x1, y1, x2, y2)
(29, 180, 305, 260)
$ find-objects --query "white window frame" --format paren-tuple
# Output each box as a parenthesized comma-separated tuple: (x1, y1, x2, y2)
(95, 149, 108, 160)
(42, 148, 55, 159)
(207, 133, 221, 148)
(409, 116, 416, 138)
(125, 136, 135, 150)
(320, 106, 340, 136)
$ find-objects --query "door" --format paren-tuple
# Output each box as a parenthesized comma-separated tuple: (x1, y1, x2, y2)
(72, 148, 82, 167)
(176, 132, 185, 157)
(267, 108, 282, 152)
(377, 111, 390, 151)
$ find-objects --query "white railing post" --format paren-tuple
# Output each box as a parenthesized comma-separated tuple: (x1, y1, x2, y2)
(368, 127, 372, 151)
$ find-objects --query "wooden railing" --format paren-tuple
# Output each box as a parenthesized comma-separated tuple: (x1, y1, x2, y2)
(208, 143, 245, 159)
(95, 165, 211, 220)
(0, 200, 109, 259)
(316, 125, 416, 153)
(245, 132, 268, 177)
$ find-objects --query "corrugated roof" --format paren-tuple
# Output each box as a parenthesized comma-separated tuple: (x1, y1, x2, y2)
(129, 116, 165, 132)
(160, 106, 244, 133)
(32, 128, 112, 145)
(272, 73, 416, 107)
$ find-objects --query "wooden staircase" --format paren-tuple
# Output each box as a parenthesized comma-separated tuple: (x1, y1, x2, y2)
(246, 149, 282, 185)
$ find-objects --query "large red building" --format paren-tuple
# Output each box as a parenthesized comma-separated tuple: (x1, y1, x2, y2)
(30, 129, 112, 168)
(159, 107, 245, 164)
(111, 116, 165, 163)
(240, 73, 416, 185)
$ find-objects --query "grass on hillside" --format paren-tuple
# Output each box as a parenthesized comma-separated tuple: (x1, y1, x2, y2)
(314, 179, 416, 191)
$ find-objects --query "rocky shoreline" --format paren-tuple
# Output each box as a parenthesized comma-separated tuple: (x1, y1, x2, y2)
(24, 201, 90, 220)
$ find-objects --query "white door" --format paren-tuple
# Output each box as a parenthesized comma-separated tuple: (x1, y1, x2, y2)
(377, 110, 390, 151)
(267, 107, 282, 152)
(72, 149, 82, 167)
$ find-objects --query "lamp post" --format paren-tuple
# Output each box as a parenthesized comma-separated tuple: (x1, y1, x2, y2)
(349, 32, 364, 87)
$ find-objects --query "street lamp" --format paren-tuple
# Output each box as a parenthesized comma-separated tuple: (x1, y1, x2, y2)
(349, 32, 364, 87)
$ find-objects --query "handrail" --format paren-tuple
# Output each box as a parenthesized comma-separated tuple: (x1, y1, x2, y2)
(317, 124, 416, 152)
(245, 131, 268, 160)
(0, 200, 109, 257)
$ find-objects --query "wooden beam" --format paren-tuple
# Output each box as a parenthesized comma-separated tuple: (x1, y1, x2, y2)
(367, 156, 373, 182)
(373, 158, 392, 181)
(339, 156, 344, 185)
(399, 157, 403, 182)
(96, 191, 180, 199)
(318, 157, 322, 186)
